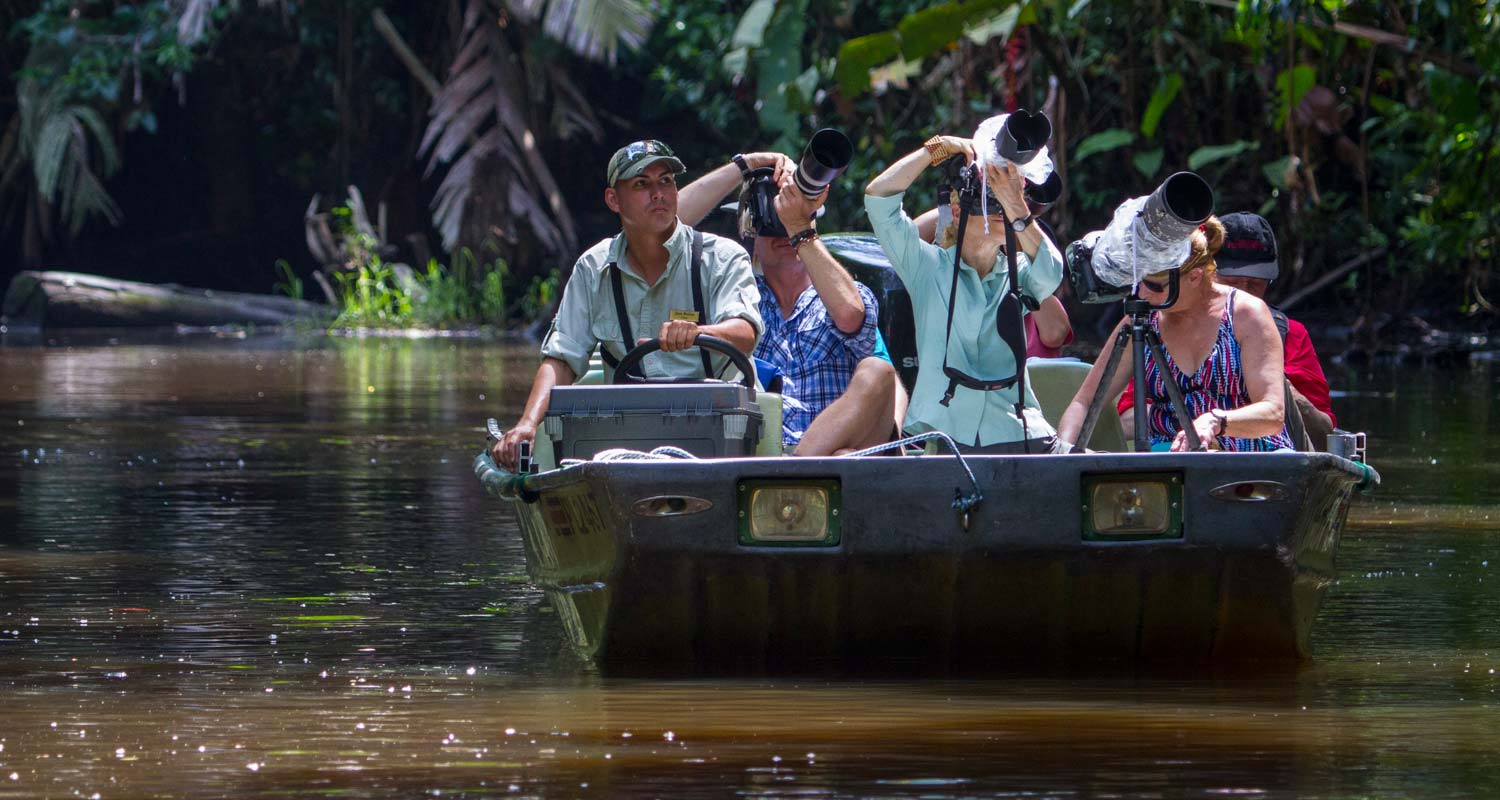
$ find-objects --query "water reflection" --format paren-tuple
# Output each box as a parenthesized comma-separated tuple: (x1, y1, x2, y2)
(0, 336, 1497, 798)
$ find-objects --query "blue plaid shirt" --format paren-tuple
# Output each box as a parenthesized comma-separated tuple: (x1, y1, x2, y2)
(753, 276, 880, 448)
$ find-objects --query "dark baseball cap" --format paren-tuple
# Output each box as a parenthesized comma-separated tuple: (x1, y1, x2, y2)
(605, 139, 686, 186)
(1216, 212, 1279, 281)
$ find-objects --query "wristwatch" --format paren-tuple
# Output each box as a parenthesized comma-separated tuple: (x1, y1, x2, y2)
(1210, 408, 1230, 437)
(733, 154, 751, 180)
(1009, 213, 1036, 233)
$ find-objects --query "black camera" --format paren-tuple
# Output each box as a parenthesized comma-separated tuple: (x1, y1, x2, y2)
(949, 162, 1063, 217)
(1066, 171, 1215, 304)
(740, 167, 785, 238)
(947, 109, 1056, 217)
(740, 129, 852, 238)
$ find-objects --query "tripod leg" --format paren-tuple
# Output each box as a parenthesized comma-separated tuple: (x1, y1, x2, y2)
(1143, 328, 1206, 451)
(1074, 327, 1131, 452)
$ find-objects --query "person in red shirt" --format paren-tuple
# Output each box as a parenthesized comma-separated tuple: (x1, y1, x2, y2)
(1117, 212, 1336, 447)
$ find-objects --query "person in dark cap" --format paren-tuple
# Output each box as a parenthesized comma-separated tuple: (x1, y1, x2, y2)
(1118, 211, 1336, 449)
(492, 140, 763, 470)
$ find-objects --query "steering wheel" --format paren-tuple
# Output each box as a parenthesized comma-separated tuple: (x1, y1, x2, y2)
(611, 334, 756, 389)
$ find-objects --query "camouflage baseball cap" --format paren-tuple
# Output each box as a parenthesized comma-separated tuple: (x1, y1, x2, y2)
(605, 140, 686, 186)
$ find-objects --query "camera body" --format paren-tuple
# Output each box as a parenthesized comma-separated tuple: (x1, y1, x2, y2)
(1066, 236, 1129, 304)
(739, 167, 786, 238)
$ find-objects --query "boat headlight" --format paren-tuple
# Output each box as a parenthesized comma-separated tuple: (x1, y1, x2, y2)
(738, 479, 841, 546)
(1081, 472, 1182, 540)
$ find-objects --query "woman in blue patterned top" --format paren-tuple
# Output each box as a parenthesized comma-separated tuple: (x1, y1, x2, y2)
(1057, 216, 1293, 452)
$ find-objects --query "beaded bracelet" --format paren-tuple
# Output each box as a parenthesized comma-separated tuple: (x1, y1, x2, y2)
(788, 228, 819, 250)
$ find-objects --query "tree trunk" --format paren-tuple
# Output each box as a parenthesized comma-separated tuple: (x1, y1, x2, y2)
(2, 271, 332, 329)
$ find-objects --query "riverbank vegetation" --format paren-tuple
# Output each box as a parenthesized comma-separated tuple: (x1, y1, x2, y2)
(1, 1, 1494, 334)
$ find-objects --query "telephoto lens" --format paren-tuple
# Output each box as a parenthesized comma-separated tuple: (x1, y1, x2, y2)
(792, 129, 853, 199)
(995, 110, 1051, 166)
(1024, 171, 1063, 212)
(1139, 171, 1214, 243)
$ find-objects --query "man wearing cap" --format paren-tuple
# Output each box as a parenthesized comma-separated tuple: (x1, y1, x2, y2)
(1118, 212, 1337, 448)
(492, 140, 763, 470)
(676, 152, 904, 456)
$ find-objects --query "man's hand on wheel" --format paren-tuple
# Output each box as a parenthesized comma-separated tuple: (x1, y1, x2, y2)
(651, 319, 701, 352)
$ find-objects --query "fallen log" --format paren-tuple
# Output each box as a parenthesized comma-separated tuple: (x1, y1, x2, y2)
(2, 271, 333, 329)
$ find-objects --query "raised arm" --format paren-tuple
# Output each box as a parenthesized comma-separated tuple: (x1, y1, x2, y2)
(774, 181, 866, 334)
(677, 152, 793, 227)
(865, 136, 973, 198)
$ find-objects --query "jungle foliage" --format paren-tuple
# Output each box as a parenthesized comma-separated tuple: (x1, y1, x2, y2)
(1, 0, 1495, 326)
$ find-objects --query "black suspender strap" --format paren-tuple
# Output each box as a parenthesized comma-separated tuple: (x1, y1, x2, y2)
(601, 231, 713, 379)
(602, 235, 641, 378)
(688, 230, 713, 378)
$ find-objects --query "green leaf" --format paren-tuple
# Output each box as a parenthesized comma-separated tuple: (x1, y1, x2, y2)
(833, 31, 901, 96)
(965, 5, 1023, 45)
(1132, 148, 1163, 179)
(1187, 140, 1257, 171)
(1140, 73, 1183, 139)
(1274, 65, 1316, 128)
(730, 0, 777, 49)
(1424, 64, 1480, 123)
(722, 47, 748, 76)
(1073, 128, 1134, 162)
(792, 65, 819, 103)
(897, 2, 967, 62)
(754, 2, 805, 140)
(1261, 155, 1292, 190)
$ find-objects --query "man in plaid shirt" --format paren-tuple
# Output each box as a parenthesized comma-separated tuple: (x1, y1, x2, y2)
(680, 153, 905, 455)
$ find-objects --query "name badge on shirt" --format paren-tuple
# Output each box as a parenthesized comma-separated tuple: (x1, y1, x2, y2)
(669, 309, 700, 322)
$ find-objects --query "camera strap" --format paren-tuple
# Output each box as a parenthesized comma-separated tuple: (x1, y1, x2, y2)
(938, 208, 1027, 407)
(599, 230, 714, 379)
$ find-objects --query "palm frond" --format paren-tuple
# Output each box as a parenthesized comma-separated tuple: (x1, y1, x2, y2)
(421, 0, 578, 256)
(545, 62, 603, 142)
(507, 0, 654, 64)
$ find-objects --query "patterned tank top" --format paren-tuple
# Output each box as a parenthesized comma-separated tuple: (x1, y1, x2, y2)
(1144, 289, 1294, 452)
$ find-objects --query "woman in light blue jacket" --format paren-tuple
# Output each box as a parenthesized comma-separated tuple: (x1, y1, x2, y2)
(864, 134, 1064, 453)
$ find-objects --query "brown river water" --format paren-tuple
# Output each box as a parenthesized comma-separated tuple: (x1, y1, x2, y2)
(1, 333, 1497, 798)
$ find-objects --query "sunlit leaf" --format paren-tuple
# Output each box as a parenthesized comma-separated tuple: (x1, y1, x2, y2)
(1187, 140, 1257, 171)
(965, 5, 1023, 45)
(1132, 148, 1163, 178)
(833, 31, 900, 96)
(1261, 155, 1293, 190)
(898, 2, 968, 62)
(1074, 128, 1135, 162)
(730, 0, 777, 49)
(1141, 73, 1183, 139)
(1274, 65, 1316, 128)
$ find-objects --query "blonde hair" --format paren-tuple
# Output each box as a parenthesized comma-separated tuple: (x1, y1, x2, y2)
(1181, 215, 1225, 274)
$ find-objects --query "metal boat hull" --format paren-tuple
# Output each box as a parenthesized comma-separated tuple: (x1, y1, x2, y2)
(476, 451, 1373, 672)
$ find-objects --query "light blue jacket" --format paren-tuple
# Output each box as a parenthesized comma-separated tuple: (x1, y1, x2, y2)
(864, 191, 1062, 446)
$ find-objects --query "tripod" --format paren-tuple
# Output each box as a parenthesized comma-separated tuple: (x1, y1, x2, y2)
(1072, 294, 1206, 453)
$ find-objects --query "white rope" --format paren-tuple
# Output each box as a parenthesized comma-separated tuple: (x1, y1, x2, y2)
(559, 446, 700, 467)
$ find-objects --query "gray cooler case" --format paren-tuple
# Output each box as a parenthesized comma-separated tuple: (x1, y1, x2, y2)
(544, 383, 763, 461)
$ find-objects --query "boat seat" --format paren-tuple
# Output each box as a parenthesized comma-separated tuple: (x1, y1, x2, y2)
(1027, 357, 1128, 452)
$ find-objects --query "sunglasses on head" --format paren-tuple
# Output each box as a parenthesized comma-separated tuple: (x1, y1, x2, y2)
(622, 140, 674, 161)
